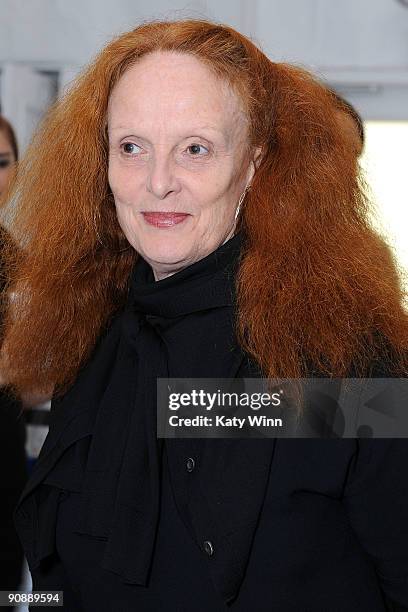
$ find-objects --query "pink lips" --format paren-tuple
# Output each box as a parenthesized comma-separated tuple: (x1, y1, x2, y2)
(142, 212, 189, 228)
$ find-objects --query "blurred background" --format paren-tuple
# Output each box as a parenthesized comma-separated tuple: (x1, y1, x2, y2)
(0, 0, 407, 609)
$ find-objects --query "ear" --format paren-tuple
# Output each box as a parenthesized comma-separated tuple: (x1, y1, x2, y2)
(253, 146, 264, 169)
(245, 146, 264, 185)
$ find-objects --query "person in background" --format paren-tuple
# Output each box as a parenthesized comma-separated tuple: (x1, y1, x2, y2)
(0, 116, 18, 199)
(0, 115, 28, 607)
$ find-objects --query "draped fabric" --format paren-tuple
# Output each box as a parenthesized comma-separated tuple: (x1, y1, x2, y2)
(68, 231, 246, 585)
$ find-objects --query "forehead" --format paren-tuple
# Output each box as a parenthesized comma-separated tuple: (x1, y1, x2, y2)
(107, 51, 247, 138)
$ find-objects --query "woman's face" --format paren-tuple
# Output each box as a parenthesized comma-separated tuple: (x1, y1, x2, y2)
(108, 51, 259, 280)
(0, 130, 16, 197)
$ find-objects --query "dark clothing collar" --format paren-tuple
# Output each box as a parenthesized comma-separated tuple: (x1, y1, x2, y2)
(129, 230, 243, 318)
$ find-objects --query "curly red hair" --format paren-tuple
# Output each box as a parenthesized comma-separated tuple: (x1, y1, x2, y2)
(1, 19, 407, 395)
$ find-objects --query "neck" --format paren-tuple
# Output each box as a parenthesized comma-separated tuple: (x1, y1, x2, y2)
(152, 224, 239, 282)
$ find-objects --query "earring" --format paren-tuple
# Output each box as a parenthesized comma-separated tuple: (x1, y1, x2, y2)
(234, 184, 251, 221)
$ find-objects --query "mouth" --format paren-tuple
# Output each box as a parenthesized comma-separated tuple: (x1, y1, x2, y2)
(141, 211, 190, 228)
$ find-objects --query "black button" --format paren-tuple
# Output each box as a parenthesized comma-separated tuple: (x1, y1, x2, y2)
(186, 457, 195, 472)
(203, 540, 214, 556)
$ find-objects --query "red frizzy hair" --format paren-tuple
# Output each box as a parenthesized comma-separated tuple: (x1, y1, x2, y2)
(1, 19, 407, 395)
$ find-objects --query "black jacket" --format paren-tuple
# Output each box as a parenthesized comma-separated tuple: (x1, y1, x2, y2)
(13, 353, 408, 611)
(13, 234, 408, 611)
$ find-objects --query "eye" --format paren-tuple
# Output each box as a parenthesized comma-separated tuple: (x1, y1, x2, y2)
(121, 142, 142, 155)
(187, 143, 209, 156)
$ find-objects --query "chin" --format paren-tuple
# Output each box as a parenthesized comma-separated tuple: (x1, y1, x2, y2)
(136, 235, 195, 269)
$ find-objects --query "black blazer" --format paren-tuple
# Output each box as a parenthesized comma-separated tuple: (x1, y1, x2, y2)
(13, 346, 408, 611)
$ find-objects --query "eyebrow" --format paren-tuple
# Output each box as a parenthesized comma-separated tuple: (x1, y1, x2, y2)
(0, 152, 12, 158)
(108, 125, 229, 148)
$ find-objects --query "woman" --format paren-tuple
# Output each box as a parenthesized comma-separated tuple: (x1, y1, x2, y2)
(0, 116, 28, 605)
(1, 19, 408, 611)
(0, 116, 18, 199)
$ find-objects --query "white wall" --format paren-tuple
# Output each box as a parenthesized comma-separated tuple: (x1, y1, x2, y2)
(1, 0, 407, 76)
(1, 0, 408, 145)
(0, 0, 210, 68)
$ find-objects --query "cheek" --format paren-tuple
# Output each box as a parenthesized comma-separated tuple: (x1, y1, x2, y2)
(108, 165, 140, 238)
(199, 176, 241, 221)
(192, 164, 239, 211)
(108, 162, 143, 203)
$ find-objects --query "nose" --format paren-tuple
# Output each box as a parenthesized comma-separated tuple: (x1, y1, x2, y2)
(146, 150, 181, 200)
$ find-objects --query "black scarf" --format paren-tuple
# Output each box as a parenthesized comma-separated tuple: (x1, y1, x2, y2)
(71, 231, 247, 585)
